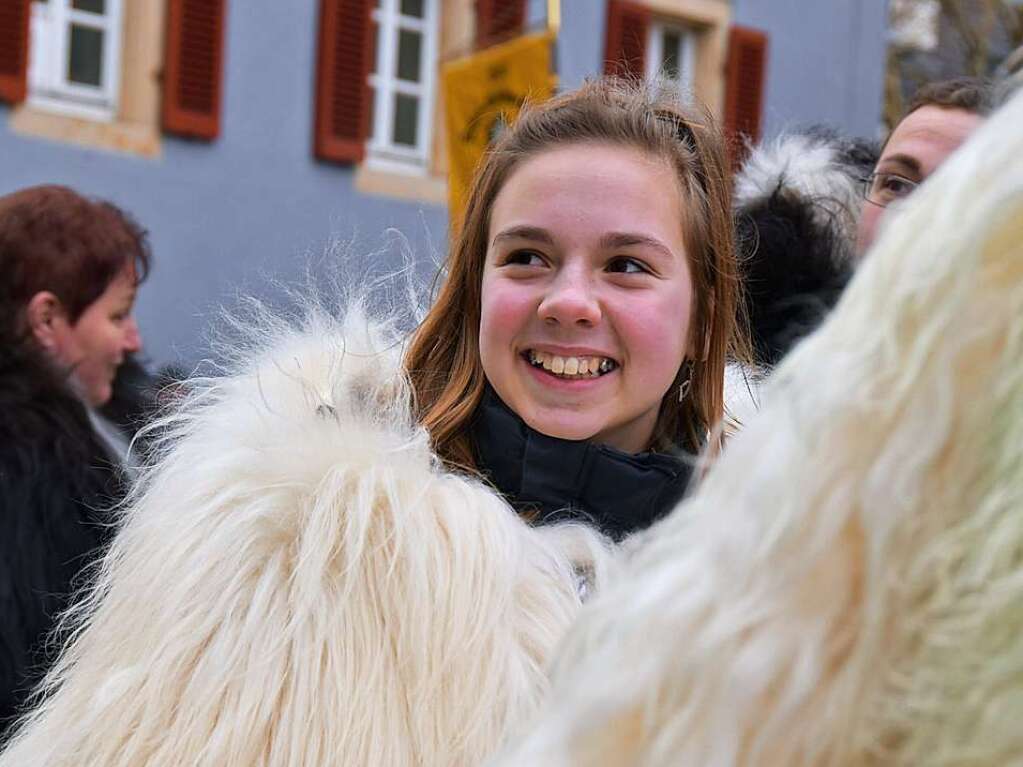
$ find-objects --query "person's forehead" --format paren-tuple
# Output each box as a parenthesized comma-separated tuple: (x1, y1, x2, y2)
(879, 106, 983, 178)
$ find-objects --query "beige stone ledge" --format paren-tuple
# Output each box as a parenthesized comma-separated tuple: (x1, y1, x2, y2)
(355, 163, 448, 206)
(644, 0, 730, 27)
(9, 105, 162, 159)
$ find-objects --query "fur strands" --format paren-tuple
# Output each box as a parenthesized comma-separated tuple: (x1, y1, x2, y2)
(492, 91, 1023, 766)
(0, 302, 610, 766)
(734, 127, 875, 258)
(735, 128, 877, 367)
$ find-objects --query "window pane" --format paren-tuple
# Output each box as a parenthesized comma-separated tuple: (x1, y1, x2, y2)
(392, 93, 418, 147)
(68, 24, 103, 86)
(367, 87, 376, 140)
(72, 0, 105, 13)
(400, 0, 424, 17)
(396, 29, 421, 82)
(662, 30, 681, 78)
(369, 21, 378, 74)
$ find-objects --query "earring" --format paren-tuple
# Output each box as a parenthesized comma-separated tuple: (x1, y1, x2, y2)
(678, 362, 693, 403)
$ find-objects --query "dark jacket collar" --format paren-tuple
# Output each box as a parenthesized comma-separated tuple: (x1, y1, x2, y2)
(471, 387, 694, 541)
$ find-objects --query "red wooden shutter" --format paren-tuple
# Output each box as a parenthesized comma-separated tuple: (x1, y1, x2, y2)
(603, 0, 649, 78)
(0, 0, 31, 104)
(475, 0, 525, 49)
(314, 0, 374, 164)
(724, 25, 768, 166)
(162, 0, 226, 140)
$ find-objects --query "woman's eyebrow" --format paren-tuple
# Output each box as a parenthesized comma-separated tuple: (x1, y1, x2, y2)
(600, 231, 674, 259)
(492, 225, 555, 247)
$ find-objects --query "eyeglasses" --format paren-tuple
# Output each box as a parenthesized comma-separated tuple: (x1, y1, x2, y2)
(861, 171, 918, 208)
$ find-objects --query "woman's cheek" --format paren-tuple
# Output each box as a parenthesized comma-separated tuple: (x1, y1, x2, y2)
(619, 299, 689, 364)
(481, 279, 536, 344)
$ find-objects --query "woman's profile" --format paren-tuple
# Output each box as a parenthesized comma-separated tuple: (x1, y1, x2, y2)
(0, 185, 149, 737)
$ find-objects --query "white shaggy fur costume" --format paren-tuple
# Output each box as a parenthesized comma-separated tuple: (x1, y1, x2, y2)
(492, 92, 1023, 765)
(0, 306, 610, 766)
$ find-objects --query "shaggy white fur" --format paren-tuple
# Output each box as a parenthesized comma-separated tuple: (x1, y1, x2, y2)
(491, 92, 1023, 765)
(0, 303, 611, 766)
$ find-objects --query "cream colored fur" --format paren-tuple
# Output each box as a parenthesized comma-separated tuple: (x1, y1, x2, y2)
(493, 92, 1023, 766)
(0, 302, 610, 766)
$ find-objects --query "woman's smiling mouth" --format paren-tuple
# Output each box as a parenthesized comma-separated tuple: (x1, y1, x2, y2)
(523, 349, 618, 380)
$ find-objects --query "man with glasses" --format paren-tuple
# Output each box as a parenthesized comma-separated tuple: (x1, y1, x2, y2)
(856, 77, 993, 257)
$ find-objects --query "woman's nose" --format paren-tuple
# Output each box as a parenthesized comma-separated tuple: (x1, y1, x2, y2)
(537, 267, 601, 327)
(123, 317, 143, 354)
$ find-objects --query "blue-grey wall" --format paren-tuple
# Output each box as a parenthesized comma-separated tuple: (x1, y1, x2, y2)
(554, 0, 608, 89)
(732, 0, 889, 140)
(0, 0, 447, 368)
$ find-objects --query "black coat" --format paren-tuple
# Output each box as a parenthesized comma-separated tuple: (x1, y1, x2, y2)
(472, 387, 695, 541)
(0, 347, 124, 735)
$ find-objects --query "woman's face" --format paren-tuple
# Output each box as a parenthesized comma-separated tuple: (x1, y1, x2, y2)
(50, 266, 142, 407)
(479, 142, 694, 453)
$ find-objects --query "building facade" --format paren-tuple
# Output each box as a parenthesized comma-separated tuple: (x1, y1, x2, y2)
(0, 0, 887, 366)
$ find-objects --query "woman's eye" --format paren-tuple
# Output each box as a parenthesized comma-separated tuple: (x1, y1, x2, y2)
(607, 257, 648, 274)
(505, 249, 545, 267)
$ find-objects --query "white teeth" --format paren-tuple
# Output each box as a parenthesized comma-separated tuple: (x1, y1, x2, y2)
(526, 350, 615, 378)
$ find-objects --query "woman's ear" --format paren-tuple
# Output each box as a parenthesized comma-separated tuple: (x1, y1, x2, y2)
(26, 291, 67, 353)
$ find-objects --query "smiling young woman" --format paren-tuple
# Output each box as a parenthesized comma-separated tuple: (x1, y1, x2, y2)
(406, 78, 746, 539)
(480, 143, 694, 455)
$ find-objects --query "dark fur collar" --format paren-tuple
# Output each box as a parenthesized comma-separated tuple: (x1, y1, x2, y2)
(0, 344, 124, 732)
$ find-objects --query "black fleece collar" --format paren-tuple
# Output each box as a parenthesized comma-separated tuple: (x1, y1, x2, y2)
(471, 387, 694, 541)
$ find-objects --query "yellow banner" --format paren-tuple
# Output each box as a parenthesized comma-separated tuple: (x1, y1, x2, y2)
(442, 31, 557, 226)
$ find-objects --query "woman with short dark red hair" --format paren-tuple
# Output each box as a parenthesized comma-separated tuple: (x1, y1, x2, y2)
(0, 185, 150, 735)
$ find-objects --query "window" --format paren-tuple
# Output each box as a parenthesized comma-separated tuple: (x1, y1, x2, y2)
(367, 0, 438, 171)
(603, 1, 734, 125)
(646, 20, 696, 99)
(28, 0, 123, 121)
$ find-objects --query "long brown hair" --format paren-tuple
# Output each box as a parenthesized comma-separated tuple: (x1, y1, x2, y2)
(405, 78, 746, 472)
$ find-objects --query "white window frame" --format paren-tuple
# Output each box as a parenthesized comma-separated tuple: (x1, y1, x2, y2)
(646, 19, 697, 101)
(367, 0, 438, 174)
(28, 0, 123, 122)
